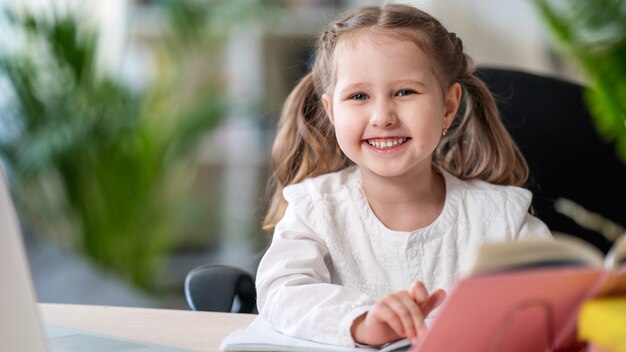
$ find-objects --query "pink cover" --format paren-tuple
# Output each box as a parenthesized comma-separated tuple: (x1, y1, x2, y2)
(415, 267, 604, 352)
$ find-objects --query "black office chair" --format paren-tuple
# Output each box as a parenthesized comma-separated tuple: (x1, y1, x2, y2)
(184, 264, 256, 313)
(476, 67, 626, 253)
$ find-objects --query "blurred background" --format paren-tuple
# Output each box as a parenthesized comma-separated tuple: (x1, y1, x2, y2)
(0, 0, 621, 309)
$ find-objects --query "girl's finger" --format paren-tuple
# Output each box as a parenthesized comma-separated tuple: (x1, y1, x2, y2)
(408, 281, 429, 303)
(385, 293, 425, 340)
(421, 289, 447, 315)
(369, 300, 406, 338)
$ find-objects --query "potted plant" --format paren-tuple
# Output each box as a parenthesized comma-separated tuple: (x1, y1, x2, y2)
(532, 0, 626, 161)
(0, 2, 232, 293)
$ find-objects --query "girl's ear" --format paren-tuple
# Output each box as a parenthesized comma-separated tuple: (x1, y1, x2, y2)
(322, 93, 334, 125)
(444, 83, 462, 128)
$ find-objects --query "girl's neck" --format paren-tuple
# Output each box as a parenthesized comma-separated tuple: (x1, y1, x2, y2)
(361, 167, 446, 232)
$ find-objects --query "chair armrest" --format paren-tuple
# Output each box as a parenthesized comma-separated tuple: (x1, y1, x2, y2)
(184, 264, 256, 313)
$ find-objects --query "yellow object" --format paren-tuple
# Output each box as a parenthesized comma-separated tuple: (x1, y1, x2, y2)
(578, 297, 626, 352)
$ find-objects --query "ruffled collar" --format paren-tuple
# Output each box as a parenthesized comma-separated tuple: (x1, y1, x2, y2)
(345, 166, 460, 245)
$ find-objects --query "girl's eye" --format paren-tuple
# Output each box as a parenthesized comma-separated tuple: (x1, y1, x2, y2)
(350, 93, 368, 100)
(396, 89, 416, 97)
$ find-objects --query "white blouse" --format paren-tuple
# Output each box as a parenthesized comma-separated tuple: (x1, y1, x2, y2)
(255, 166, 552, 347)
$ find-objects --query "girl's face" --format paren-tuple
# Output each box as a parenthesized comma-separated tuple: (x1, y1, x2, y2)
(322, 33, 461, 182)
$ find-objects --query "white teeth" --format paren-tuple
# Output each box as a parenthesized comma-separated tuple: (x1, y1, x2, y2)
(367, 138, 407, 149)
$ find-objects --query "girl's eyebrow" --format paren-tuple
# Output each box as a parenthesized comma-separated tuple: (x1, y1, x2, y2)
(337, 82, 371, 92)
(394, 79, 428, 88)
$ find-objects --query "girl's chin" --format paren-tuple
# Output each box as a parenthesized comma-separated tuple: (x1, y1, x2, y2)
(357, 160, 433, 181)
(359, 165, 414, 179)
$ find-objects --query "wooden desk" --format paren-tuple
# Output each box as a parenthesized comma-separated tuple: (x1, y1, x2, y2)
(40, 303, 256, 351)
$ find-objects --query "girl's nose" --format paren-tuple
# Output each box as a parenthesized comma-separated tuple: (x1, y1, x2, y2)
(370, 99, 397, 128)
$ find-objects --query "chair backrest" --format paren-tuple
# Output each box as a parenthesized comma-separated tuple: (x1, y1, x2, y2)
(184, 264, 256, 313)
(476, 67, 626, 253)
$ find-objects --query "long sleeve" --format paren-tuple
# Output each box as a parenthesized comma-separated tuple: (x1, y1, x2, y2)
(256, 188, 374, 347)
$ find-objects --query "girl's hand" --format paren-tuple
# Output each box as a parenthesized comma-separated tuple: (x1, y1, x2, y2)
(350, 281, 446, 346)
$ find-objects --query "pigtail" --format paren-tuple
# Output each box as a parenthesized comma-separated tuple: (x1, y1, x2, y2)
(436, 72, 528, 186)
(262, 73, 347, 230)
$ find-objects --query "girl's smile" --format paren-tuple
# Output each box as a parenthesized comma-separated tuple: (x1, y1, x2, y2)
(363, 137, 411, 154)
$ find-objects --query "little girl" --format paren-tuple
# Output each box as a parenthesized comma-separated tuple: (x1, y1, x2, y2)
(256, 3, 552, 348)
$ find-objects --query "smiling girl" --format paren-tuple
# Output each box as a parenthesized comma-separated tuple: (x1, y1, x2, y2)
(256, 3, 552, 348)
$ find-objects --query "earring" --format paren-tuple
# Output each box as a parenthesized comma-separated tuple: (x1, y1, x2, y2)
(442, 128, 448, 136)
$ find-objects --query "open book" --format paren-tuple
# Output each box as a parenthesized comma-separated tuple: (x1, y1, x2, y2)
(416, 234, 626, 352)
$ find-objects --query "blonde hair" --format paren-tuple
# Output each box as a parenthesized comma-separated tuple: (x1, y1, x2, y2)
(263, 4, 528, 230)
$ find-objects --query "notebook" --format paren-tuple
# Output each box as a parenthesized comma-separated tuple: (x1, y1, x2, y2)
(220, 316, 411, 351)
(0, 169, 187, 352)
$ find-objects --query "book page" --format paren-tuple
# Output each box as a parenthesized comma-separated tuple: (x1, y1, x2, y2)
(464, 236, 604, 276)
(605, 234, 626, 269)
